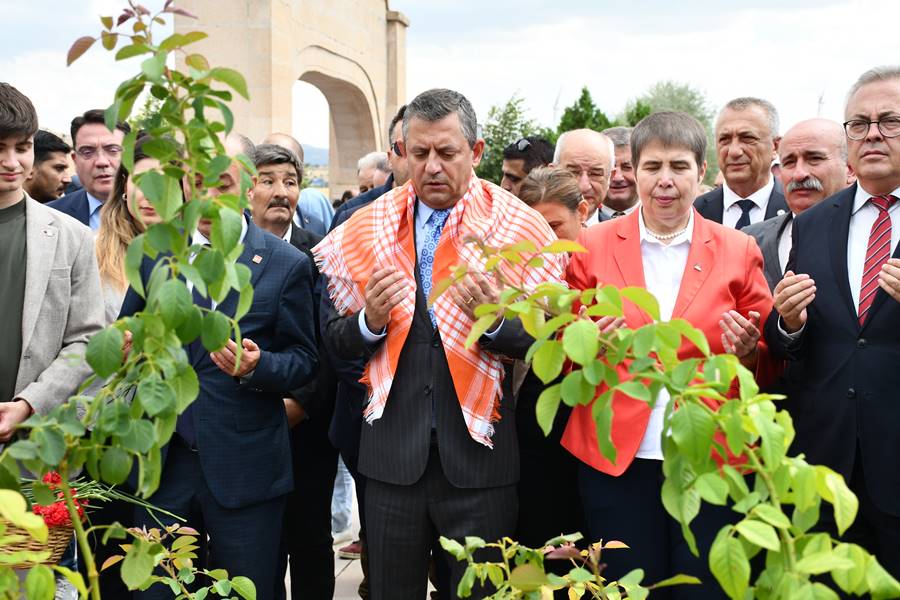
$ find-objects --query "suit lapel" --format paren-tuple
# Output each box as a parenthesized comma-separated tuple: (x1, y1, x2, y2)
(708, 188, 725, 223)
(828, 187, 857, 325)
(76, 190, 91, 226)
(672, 212, 714, 319)
(217, 222, 272, 318)
(612, 213, 651, 327)
(764, 188, 788, 220)
(762, 214, 790, 287)
(22, 199, 58, 353)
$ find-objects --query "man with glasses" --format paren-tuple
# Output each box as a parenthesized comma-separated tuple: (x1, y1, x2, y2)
(48, 109, 130, 230)
(551, 129, 614, 226)
(500, 136, 553, 197)
(766, 66, 900, 577)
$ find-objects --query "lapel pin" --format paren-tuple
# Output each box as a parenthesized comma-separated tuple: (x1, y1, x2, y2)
(776, 209, 786, 216)
(694, 264, 702, 272)
(42, 227, 56, 237)
(252, 254, 263, 264)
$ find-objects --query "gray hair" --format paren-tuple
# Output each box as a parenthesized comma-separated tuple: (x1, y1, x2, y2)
(402, 88, 478, 148)
(602, 126, 633, 149)
(358, 151, 390, 174)
(720, 97, 780, 139)
(846, 65, 900, 108)
(553, 129, 616, 172)
(226, 132, 256, 158)
(631, 111, 707, 169)
(252, 143, 304, 182)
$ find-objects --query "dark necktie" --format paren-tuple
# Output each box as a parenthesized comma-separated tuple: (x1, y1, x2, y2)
(612, 211, 626, 218)
(735, 199, 756, 230)
(858, 195, 897, 325)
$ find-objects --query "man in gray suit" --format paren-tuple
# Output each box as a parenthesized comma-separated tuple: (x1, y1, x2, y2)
(694, 97, 788, 228)
(743, 119, 854, 290)
(0, 83, 104, 440)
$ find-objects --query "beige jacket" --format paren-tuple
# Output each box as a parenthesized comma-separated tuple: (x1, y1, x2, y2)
(12, 196, 105, 415)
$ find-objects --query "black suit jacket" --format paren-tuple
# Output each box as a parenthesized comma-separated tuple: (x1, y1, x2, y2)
(47, 189, 91, 227)
(119, 220, 319, 508)
(322, 267, 531, 488)
(693, 183, 787, 225)
(330, 174, 394, 230)
(764, 183, 900, 516)
(742, 212, 792, 292)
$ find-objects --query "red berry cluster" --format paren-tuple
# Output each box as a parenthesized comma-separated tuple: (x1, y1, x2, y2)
(31, 472, 87, 528)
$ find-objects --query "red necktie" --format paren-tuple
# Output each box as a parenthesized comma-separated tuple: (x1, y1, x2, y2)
(858, 195, 897, 325)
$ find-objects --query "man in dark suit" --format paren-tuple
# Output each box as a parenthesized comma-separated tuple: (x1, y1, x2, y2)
(694, 97, 787, 228)
(316, 89, 563, 599)
(744, 118, 854, 290)
(122, 136, 319, 598)
(765, 66, 900, 576)
(248, 143, 339, 600)
(47, 109, 130, 230)
(551, 128, 613, 225)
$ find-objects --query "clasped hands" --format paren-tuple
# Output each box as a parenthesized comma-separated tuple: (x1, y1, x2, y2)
(123, 330, 260, 377)
(363, 265, 502, 332)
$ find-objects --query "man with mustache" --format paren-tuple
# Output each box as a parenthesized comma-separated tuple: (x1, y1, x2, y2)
(48, 109, 130, 230)
(743, 119, 854, 290)
(765, 66, 900, 577)
(694, 97, 788, 228)
(601, 126, 639, 217)
(23, 130, 71, 203)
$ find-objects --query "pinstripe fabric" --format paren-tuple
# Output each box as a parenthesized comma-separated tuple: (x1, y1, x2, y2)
(858, 195, 897, 324)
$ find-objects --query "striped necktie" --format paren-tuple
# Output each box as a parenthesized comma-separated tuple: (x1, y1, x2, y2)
(858, 195, 897, 325)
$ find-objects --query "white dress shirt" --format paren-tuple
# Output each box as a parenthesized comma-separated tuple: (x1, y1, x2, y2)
(189, 216, 249, 310)
(635, 209, 693, 460)
(281, 221, 293, 243)
(722, 177, 775, 229)
(600, 202, 640, 220)
(847, 184, 900, 313)
(777, 216, 794, 275)
(584, 208, 603, 227)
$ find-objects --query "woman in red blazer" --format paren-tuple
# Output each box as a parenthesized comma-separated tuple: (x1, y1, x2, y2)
(560, 112, 774, 599)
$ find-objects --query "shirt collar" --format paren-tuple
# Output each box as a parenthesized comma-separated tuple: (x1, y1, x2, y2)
(281, 221, 293, 243)
(193, 213, 249, 246)
(638, 207, 694, 247)
(722, 176, 775, 210)
(601, 202, 640, 218)
(86, 192, 104, 214)
(415, 198, 438, 230)
(852, 183, 900, 215)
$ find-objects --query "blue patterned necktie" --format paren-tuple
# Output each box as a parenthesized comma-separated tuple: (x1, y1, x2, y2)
(418, 208, 452, 327)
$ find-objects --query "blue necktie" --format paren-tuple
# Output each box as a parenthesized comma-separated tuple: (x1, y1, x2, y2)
(418, 209, 451, 327)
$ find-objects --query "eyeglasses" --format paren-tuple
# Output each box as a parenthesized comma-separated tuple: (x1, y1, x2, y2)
(843, 116, 900, 140)
(75, 144, 123, 160)
(391, 140, 403, 156)
(513, 138, 532, 152)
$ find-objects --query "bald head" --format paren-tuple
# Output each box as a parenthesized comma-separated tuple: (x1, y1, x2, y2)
(263, 132, 304, 164)
(553, 129, 615, 215)
(778, 118, 853, 214)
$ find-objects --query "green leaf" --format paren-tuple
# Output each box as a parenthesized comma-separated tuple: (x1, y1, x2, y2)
(562, 319, 599, 366)
(201, 311, 231, 351)
(25, 564, 55, 600)
(185, 53, 210, 71)
(211, 206, 243, 255)
(140, 53, 166, 82)
(694, 472, 728, 506)
(560, 371, 594, 407)
(535, 384, 562, 437)
(632, 326, 656, 357)
(86, 326, 124, 378)
(825, 472, 858, 536)
(592, 392, 617, 464)
(157, 279, 192, 329)
(121, 538, 155, 590)
(866, 555, 900, 599)
(171, 365, 200, 413)
(175, 305, 203, 344)
(234, 284, 255, 322)
(31, 482, 56, 506)
(615, 380, 651, 403)
(669, 403, 715, 465)
(439, 537, 466, 561)
(532, 340, 566, 383)
(830, 543, 868, 595)
(100, 446, 132, 485)
(231, 576, 256, 600)
(137, 375, 177, 417)
(669, 318, 710, 356)
(213, 579, 232, 595)
(115, 44, 152, 60)
(139, 170, 183, 222)
(752, 504, 792, 529)
(796, 551, 855, 575)
(709, 529, 749, 600)
(33, 427, 66, 466)
(209, 67, 249, 99)
(508, 563, 549, 592)
(125, 233, 146, 297)
(101, 30, 117, 50)
(541, 239, 586, 255)
(621, 287, 660, 321)
(120, 419, 155, 453)
(650, 573, 702, 588)
(734, 519, 780, 551)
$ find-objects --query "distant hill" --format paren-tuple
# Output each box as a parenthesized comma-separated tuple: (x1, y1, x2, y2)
(302, 144, 328, 166)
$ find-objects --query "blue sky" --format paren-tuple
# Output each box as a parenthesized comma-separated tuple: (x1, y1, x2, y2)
(3, 1, 896, 149)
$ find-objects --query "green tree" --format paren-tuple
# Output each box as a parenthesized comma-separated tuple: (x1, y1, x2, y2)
(622, 81, 718, 183)
(128, 94, 162, 132)
(476, 94, 537, 185)
(557, 87, 614, 135)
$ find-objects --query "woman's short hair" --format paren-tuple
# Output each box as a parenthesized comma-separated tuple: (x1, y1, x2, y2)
(517, 166, 583, 213)
(631, 111, 707, 169)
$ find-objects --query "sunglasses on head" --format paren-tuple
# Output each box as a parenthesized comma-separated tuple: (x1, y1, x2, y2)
(513, 138, 531, 151)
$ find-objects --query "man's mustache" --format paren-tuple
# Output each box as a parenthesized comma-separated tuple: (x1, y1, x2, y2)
(267, 197, 292, 209)
(786, 176, 824, 194)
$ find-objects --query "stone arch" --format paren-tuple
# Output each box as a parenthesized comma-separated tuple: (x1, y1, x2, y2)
(175, 0, 408, 196)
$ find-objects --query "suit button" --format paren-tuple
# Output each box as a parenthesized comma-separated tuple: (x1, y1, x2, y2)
(432, 339, 441, 348)
(424, 385, 432, 395)
(847, 388, 856, 399)
(857, 338, 867, 349)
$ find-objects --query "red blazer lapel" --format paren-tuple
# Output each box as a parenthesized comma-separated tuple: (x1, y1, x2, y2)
(672, 210, 715, 319)
(612, 211, 652, 327)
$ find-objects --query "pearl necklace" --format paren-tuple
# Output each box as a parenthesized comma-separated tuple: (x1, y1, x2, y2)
(645, 223, 690, 241)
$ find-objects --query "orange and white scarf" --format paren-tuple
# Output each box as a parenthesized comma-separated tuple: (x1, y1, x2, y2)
(313, 174, 563, 447)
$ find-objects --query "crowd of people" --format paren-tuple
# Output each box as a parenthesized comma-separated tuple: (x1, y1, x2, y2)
(0, 62, 899, 600)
